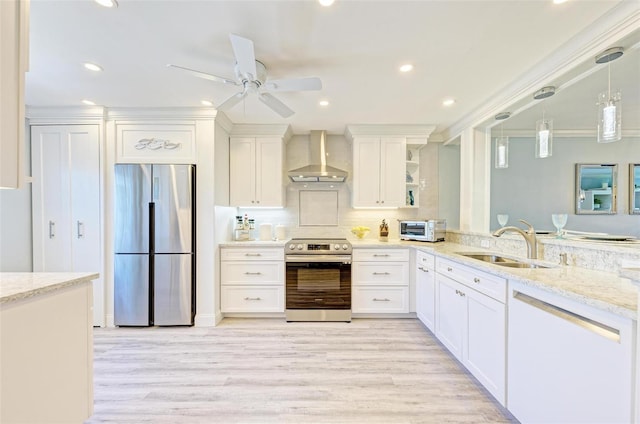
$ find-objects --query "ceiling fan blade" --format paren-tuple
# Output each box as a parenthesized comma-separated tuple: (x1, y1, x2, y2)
(265, 77, 322, 92)
(166, 64, 238, 85)
(229, 34, 257, 80)
(217, 90, 248, 111)
(259, 93, 294, 118)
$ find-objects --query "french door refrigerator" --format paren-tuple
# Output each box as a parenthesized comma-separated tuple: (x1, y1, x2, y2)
(114, 164, 195, 326)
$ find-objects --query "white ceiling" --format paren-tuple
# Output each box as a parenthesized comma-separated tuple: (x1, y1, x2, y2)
(26, 0, 636, 136)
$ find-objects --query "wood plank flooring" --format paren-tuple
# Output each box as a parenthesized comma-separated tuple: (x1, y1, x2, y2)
(86, 318, 518, 423)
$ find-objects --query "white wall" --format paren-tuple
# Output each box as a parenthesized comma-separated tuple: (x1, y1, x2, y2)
(0, 185, 32, 271)
(491, 136, 640, 236)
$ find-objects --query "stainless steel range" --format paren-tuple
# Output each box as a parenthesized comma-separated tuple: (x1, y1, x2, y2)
(285, 238, 352, 322)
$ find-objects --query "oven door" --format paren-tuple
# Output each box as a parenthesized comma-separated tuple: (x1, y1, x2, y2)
(286, 259, 351, 310)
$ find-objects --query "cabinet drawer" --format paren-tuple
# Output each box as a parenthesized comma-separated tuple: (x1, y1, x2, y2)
(221, 286, 284, 312)
(352, 262, 408, 285)
(352, 286, 409, 313)
(221, 248, 284, 261)
(221, 262, 283, 285)
(436, 257, 506, 303)
(353, 248, 409, 262)
(416, 250, 435, 270)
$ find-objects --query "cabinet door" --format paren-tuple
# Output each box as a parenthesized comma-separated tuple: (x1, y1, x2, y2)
(464, 288, 506, 405)
(379, 137, 406, 207)
(255, 137, 283, 207)
(435, 273, 466, 361)
(229, 137, 256, 206)
(352, 137, 381, 207)
(415, 263, 435, 332)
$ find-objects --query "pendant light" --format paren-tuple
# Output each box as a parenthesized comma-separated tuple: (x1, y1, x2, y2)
(494, 112, 510, 169)
(595, 47, 624, 143)
(533, 86, 555, 159)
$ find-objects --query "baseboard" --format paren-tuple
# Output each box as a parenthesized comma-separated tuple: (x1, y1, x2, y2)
(194, 313, 216, 327)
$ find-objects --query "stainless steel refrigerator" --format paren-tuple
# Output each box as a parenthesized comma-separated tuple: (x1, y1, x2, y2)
(114, 164, 195, 326)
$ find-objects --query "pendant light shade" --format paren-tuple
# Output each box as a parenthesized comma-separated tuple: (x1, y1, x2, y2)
(595, 47, 623, 143)
(495, 136, 509, 169)
(535, 116, 553, 158)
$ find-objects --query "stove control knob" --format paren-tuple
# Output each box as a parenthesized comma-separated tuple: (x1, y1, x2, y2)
(297, 244, 304, 250)
(342, 244, 349, 250)
(289, 244, 296, 250)
(334, 244, 340, 250)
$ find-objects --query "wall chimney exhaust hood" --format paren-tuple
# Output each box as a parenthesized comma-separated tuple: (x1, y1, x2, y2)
(288, 130, 348, 182)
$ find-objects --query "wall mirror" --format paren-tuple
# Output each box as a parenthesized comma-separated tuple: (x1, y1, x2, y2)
(575, 164, 617, 214)
(631, 164, 640, 215)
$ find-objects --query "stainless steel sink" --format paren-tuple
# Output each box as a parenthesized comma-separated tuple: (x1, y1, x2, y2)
(457, 253, 550, 269)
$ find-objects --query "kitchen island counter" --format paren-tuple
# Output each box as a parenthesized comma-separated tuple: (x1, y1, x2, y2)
(0, 271, 99, 303)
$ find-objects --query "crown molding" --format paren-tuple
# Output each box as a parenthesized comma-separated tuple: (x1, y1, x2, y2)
(344, 124, 436, 142)
(26, 106, 106, 123)
(497, 128, 640, 138)
(106, 107, 218, 121)
(230, 124, 293, 140)
(214, 112, 234, 133)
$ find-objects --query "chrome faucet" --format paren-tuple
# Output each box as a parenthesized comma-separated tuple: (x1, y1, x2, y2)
(492, 219, 538, 259)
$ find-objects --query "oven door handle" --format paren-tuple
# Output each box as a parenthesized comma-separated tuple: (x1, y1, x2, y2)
(286, 255, 352, 263)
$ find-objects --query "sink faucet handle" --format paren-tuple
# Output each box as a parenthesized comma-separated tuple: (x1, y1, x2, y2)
(519, 219, 535, 233)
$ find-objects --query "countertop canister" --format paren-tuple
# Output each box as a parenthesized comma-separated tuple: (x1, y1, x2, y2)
(259, 223, 273, 241)
(275, 224, 286, 240)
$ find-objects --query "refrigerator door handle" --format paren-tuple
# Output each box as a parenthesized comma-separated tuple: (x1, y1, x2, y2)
(153, 176, 160, 201)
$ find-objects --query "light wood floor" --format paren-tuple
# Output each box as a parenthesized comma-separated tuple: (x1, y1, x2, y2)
(86, 318, 518, 423)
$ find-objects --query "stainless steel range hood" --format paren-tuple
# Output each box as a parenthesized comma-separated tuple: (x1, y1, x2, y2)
(288, 130, 348, 182)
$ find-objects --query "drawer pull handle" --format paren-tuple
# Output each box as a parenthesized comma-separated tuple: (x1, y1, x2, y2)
(244, 297, 262, 301)
(447, 267, 453, 272)
(77, 221, 84, 239)
(49, 220, 55, 239)
(473, 277, 480, 283)
(245, 253, 262, 256)
(373, 272, 390, 275)
(373, 298, 391, 302)
(455, 289, 466, 297)
(244, 272, 262, 275)
(373, 254, 390, 257)
(418, 267, 429, 273)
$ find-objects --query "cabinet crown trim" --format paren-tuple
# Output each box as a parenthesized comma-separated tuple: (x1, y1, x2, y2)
(230, 124, 292, 140)
(345, 125, 436, 141)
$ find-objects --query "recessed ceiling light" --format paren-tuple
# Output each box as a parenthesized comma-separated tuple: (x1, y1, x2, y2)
(319, 100, 329, 107)
(442, 98, 456, 107)
(201, 100, 214, 107)
(83, 62, 103, 72)
(94, 0, 118, 7)
(82, 99, 96, 106)
(553, 0, 568, 4)
(399, 64, 414, 73)
(318, 0, 335, 6)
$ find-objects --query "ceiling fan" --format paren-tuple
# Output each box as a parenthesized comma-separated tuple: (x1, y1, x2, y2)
(168, 34, 322, 118)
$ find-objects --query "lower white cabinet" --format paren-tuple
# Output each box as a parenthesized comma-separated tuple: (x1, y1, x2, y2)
(508, 280, 635, 424)
(220, 247, 284, 313)
(352, 248, 409, 314)
(435, 260, 506, 405)
(415, 250, 436, 331)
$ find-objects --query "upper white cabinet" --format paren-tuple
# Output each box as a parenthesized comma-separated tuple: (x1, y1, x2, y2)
(31, 124, 104, 327)
(115, 123, 196, 164)
(346, 125, 434, 208)
(0, 0, 29, 188)
(229, 124, 291, 208)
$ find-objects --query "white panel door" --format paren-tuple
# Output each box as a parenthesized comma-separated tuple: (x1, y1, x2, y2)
(255, 137, 283, 207)
(415, 263, 435, 332)
(379, 137, 406, 207)
(352, 137, 381, 207)
(229, 137, 256, 207)
(435, 273, 465, 361)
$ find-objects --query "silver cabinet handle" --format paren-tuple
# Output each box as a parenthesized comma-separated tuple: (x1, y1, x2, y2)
(381, 200, 384, 204)
(256, 200, 260, 204)
(251, 200, 255, 203)
(375, 200, 380, 204)
(455, 289, 466, 297)
(244, 272, 262, 275)
(418, 267, 429, 273)
(373, 272, 390, 275)
(373, 298, 391, 302)
(245, 253, 262, 256)
(473, 277, 480, 283)
(77, 221, 84, 239)
(244, 297, 262, 301)
(447, 267, 453, 272)
(373, 254, 390, 257)
(49, 220, 55, 239)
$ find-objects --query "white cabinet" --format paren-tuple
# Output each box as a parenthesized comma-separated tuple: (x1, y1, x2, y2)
(435, 257, 506, 405)
(351, 137, 406, 207)
(508, 280, 635, 424)
(31, 125, 104, 326)
(415, 250, 436, 331)
(352, 248, 410, 314)
(0, 0, 29, 188)
(230, 137, 284, 207)
(115, 123, 196, 164)
(220, 247, 284, 313)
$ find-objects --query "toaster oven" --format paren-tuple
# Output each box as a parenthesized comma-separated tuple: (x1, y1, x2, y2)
(399, 219, 446, 242)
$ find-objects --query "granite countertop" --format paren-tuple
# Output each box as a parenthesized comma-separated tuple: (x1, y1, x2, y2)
(219, 238, 639, 319)
(620, 267, 640, 286)
(0, 272, 99, 304)
(219, 240, 288, 247)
